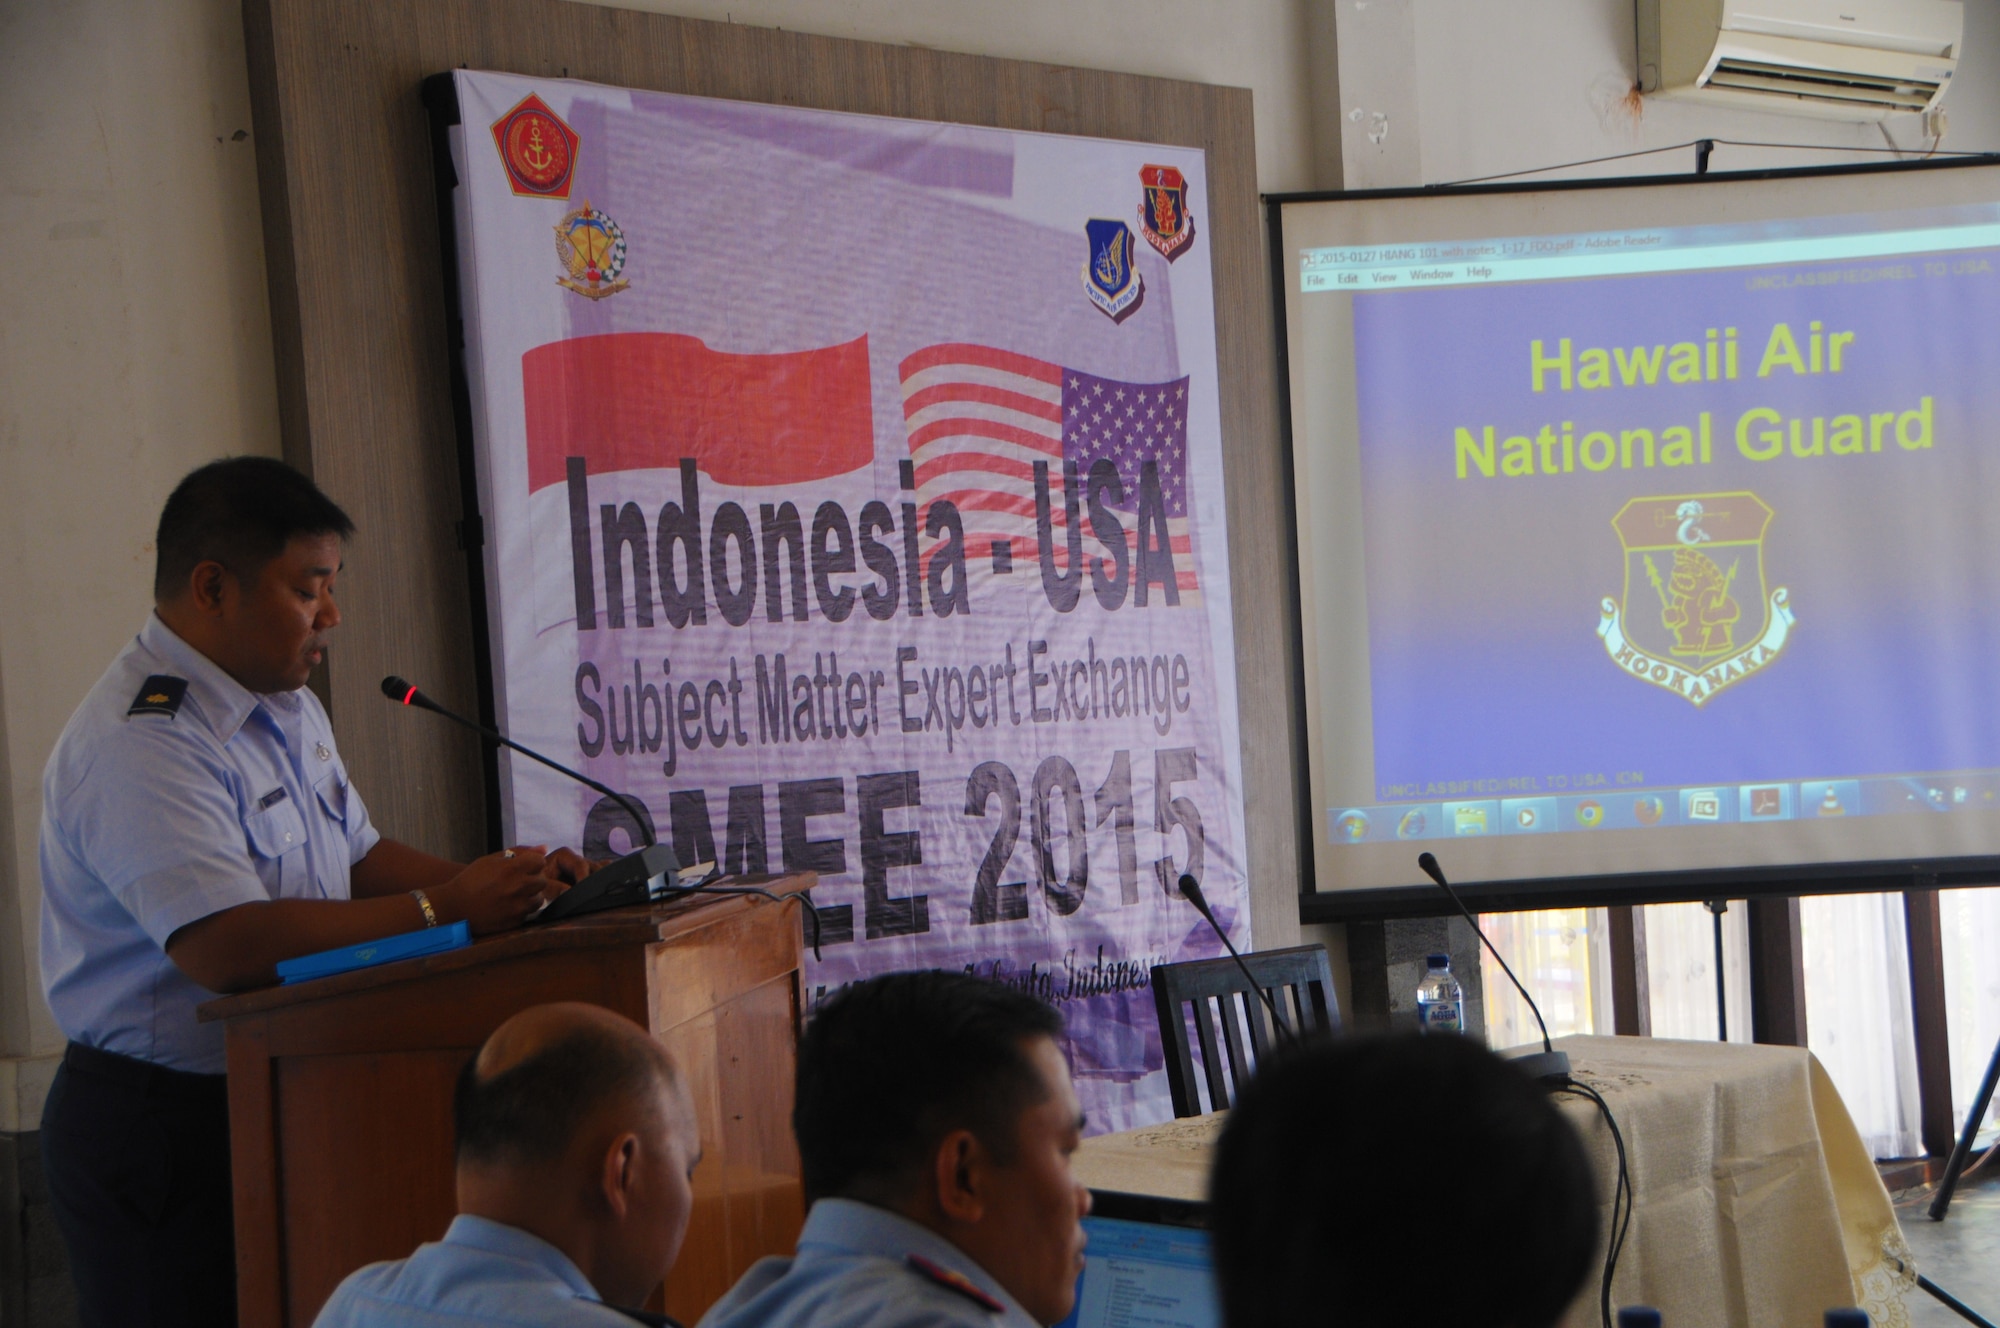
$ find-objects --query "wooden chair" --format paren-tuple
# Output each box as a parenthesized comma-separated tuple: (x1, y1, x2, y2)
(1151, 944, 1340, 1117)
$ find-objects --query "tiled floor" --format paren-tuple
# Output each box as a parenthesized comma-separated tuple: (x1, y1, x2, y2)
(1897, 1167, 2000, 1327)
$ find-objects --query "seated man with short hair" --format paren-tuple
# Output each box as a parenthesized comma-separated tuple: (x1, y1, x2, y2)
(1210, 1033, 1599, 1328)
(698, 972, 1091, 1328)
(315, 1002, 700, 1327)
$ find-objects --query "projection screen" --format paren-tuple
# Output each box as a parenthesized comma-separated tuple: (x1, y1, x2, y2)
(1275, 159, 2000, 915)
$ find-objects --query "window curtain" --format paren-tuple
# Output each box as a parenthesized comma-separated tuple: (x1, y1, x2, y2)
(1476, 907, 1612, 1049)
(1641, 900, 1753, 1044)
(1940, 886, 2000, 1143)
(1800, 892, 1921, 1160)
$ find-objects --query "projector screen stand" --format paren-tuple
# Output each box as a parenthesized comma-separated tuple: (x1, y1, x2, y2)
(1929, 1029, 2000, 1221)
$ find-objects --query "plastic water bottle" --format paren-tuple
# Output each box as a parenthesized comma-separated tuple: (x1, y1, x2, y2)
(1415, 954, 1464, 1034)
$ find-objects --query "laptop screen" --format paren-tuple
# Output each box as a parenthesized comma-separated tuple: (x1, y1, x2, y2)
(1053, 1205, 1220, 1328)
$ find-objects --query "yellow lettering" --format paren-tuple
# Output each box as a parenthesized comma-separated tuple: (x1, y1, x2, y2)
(1614, 345, 1665, 386)
(1758, 323, 1807, 377)
(1579, 348, 1612, 390)
(1581, 431, 1615, 471)
(1660, 426, 1694, 466)
(1792, 417, 1823, 457)
(1666, 343, 1701, 383)
(1531, 339, 1572, 392)
(1501, 434, 1534, 476)
(1829, 329, 1853, 371)
(1454, 425, 1496, 478)
(1898, 396, 1933, 450)
(1870, 411, 1894, 452)
(1620, 428, 1655, 469)
(1830, 414, 1863, 455)
(1738, 406, 1783, 460)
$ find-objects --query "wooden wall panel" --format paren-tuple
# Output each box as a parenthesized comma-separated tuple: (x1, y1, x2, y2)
(241, 0, 1294, 935)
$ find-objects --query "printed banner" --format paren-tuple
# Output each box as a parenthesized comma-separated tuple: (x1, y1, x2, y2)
(448, 71, 1249, 1131)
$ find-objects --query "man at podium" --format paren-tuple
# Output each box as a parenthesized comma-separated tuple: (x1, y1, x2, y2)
(37, 457, 592, 1328)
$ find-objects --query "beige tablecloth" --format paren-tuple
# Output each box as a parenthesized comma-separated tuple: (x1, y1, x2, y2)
(1072, 1035, 1915, 1328)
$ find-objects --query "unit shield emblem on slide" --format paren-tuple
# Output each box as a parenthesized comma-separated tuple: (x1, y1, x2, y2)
(490, 93, 579, 199)
(1598, 492, 1794, 707)
(1137, 164, 1195, 260)
(554, 201, 630, 300)
(1083, 219, 1143, 321)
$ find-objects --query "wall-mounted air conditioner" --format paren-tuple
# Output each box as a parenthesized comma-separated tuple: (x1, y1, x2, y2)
(1637, 0, 1962, 121)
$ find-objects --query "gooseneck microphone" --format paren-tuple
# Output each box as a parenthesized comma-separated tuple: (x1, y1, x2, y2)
(1416, 852, 1570, 1085)
(1179, 874, 1297, 1046)
(381, 675, 676, 921)
(384, 676, 653, 847)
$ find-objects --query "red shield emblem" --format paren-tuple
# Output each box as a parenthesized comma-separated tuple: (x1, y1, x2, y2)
(1137, 164, 1195, 260)
(490, 93, 578, 199)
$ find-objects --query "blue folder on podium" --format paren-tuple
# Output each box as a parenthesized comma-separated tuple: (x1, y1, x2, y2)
(276, 920, 472, 984)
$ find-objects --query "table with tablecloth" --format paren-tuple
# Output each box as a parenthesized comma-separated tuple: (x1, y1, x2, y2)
(1073, 1035, 1916, 1328)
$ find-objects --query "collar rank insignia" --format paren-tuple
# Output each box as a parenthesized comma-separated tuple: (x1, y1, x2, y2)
(1083, 219, 1143, 323)
(907, 1255, 1005, 1314)
(128, 675, 188, 719)
(1137, 164, 1195, 261)
(1598, 492, 1794, 707)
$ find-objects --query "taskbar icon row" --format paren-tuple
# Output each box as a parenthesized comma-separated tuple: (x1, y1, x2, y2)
(1329, 774, 2000, 844)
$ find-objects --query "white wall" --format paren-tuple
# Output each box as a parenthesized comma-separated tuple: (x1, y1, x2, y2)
(1403, 0, 2000, 186)
(0, 0, 281, 1111)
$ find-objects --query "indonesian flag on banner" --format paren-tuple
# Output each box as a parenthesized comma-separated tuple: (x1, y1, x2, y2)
(522, 332, 873, 490)
(899, 343, 1199, 593)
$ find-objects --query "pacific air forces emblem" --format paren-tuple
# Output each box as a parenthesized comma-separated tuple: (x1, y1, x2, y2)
(490, 93, 578, 199)
(1598, 492, 1794, 706)
(1137, 164, 1195, 260)
(1083, 219, 1143, 322)
(554, 201, 629, 300)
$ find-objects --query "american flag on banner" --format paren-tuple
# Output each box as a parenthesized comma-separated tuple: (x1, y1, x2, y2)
(898, 343, 1199, 594)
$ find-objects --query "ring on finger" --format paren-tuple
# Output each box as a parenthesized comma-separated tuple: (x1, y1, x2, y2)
(502, 849, 515, 859)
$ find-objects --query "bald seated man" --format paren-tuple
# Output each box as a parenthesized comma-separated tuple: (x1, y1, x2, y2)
(315, 1003, 702, 1327)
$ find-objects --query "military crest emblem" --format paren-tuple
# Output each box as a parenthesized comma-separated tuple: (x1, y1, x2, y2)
(554, 202, 629, 300)
(1137, 164, 1195, 260)
(1598, 492, 1794, 706)
(1083, 219, 1143, 322)
(490, 93, 579, 200)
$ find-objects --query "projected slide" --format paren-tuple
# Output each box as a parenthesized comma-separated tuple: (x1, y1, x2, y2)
(1298, 201, 2000, 867)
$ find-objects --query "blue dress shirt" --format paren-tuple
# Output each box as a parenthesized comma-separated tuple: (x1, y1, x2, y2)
(313, 1214, 642, 1326)
(697, 1199, 1040, 1328)
(39, 613, 381, 1073)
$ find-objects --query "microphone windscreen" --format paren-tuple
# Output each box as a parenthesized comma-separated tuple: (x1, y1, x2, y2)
(1417, 852, 1445, 886)
(381, 675, 413, 703)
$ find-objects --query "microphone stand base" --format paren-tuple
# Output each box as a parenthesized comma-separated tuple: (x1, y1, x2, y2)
(1503, 1048, 1573, 1087)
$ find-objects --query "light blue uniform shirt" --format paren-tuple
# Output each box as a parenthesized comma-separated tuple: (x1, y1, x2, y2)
(313, 1214, 642, 1327)
(39, 613, 380, 1073)
(698, 1199, 1039, 1328)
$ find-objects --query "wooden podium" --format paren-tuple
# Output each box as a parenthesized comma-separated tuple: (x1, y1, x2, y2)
(200, 880, 811, 1328)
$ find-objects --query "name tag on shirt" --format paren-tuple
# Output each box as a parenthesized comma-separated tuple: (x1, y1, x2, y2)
(259, 787, 289, 810)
